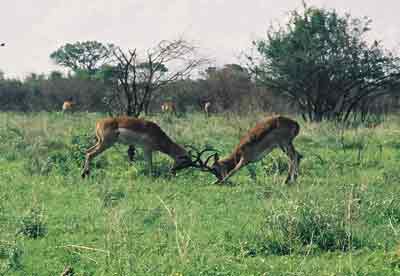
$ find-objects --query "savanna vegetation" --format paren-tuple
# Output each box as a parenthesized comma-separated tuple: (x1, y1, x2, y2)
(1, 2, 400, 275)
(1, 112, 400, 275)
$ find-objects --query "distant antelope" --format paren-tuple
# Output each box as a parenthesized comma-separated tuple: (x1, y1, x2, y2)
(204, 101, 211, 117)
(62, 98, 75, 112)
(81, 116, 195, 178)
(161, 101, 177, 114)
(190, 115, 302, 184)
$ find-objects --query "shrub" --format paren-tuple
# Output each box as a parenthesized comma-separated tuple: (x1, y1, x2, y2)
(363, 194, 400, 225)
(0, 242, 24, 274)
(25, 133, 106, 176)
(17, 207, 47, 239)
(260, 198, 362, 255)
(69, 133, 95, 166)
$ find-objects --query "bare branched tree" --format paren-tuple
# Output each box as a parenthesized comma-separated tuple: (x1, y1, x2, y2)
(105, 39, 207, 116)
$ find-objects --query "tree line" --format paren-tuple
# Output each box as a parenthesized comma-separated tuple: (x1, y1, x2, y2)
(1, 4, 399, 123)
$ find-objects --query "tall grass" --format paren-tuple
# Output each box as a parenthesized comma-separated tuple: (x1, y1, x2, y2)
(1, 112, 400, 275)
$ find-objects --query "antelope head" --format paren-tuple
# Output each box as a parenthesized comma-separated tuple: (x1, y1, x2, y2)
(170, 153, 194, 173)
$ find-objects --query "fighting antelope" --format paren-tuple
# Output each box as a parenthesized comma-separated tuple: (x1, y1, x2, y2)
(161, 101, 177, 114)
(81, 116, 194, 178)
(62, 98, 75, 112)
(190, 115, 302, 184)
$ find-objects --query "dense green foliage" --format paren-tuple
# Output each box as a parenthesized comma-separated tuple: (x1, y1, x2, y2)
(249, 5, 400, 122)
(0, 64, 282, 115)
(1, 112, 400, 275)
(50, 41, 116, 76)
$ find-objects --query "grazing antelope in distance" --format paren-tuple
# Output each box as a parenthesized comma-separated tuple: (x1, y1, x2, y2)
(62, 98, 75, 113)
(81, 116, 195, 178)
(161, 101, 177, 115)
(204, 101, 211, 117)
(190, 115, 302, 184)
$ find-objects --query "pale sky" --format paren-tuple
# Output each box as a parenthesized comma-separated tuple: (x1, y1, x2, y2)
(1, 0, 399, 78)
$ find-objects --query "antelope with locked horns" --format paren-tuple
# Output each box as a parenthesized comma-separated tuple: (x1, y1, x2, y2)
(190, 115, 302, 184)
(81, 116, 194, 178)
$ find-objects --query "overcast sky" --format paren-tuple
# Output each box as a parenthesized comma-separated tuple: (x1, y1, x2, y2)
(1, 0, 399, 78)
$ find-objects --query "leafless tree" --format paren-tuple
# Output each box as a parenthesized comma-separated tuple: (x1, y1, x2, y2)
(105, 39, 207, 116)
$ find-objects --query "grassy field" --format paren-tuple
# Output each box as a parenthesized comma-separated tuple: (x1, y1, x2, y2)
(1, 112, 400, 275)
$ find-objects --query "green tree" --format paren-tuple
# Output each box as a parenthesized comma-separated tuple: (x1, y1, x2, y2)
(50, 41, 115, 77)
(200, 64, 252, 111)
(48, 70, 63, 80)
(248, 4, 400, 122)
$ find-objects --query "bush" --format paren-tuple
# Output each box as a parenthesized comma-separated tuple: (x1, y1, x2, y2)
(363, 195, 400, 225)
(17, 207, 47, 239)
(69, 133, 95, 165)
(0, 242, 24, 274)
(260, 198, 362, 255)
(24, 133, 106, 176)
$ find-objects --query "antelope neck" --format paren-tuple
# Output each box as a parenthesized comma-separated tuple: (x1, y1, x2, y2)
(160, 140, 187, 160)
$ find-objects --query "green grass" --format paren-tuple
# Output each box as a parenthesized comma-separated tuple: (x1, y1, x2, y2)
(1, 111, 400, 275)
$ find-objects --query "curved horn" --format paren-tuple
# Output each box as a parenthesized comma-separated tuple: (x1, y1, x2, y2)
(183, 145, 219, 176)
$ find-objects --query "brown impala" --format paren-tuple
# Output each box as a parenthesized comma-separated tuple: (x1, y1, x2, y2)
(81, 116, 194, 178)
(190, 115, 302, 184)
(62, 98, 75, 112)
(161, 101, 177, 114)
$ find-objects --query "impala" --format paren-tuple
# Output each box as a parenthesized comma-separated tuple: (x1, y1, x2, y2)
(62, 98, 75, 112)
(161, 101, 177, 114)
(191, 115, 302, 184)
(204, 101, 211, 117)
(81, 116, 194, 178)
